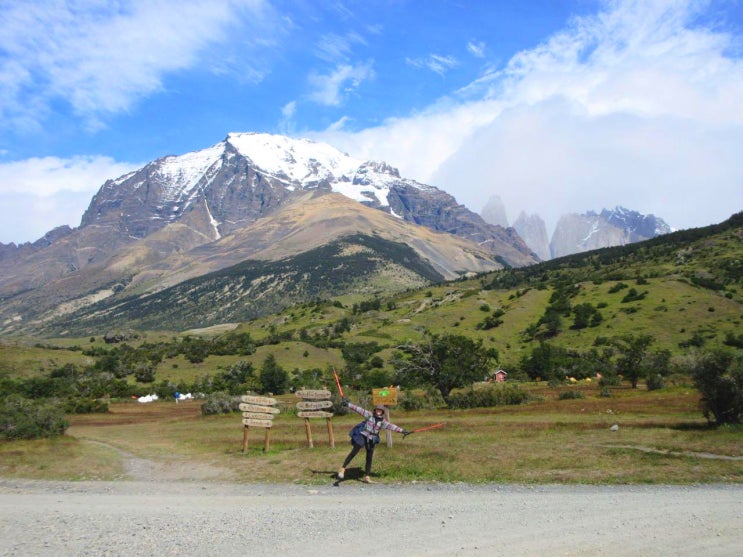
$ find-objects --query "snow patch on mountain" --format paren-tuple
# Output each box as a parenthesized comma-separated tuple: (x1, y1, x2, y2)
(227, 132, 400, 206)
(228, 132, 358, 182)
(157, 143, 225, 203)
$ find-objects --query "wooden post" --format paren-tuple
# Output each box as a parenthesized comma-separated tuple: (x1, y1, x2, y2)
(264, 427, 271, 452)
(384, 406, 393, 448)
(326, 418, 335, 448)
(242, 425, 249, 452)
(304, 418, 314, 448)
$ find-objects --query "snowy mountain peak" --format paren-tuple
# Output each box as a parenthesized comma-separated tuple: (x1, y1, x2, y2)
(156, 142, 225, 203)
(227, 132, 360, 185)
(224, 132, 410, 206)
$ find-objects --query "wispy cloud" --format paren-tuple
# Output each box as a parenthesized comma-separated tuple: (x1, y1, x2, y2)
(315, 32, 368, 62)
(406, 54, 459, 76)
(308, 62, 375, 106)
(467, 40, 486, 58)
(0, 0, 272, 131)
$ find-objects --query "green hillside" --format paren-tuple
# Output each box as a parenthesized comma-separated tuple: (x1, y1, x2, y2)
(2, 212, 741, 387)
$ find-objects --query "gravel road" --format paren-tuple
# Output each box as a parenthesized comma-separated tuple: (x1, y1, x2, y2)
(1, 479, 741, 556)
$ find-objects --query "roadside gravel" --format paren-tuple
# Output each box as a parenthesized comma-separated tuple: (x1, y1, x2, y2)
(1, 479, 741, 556)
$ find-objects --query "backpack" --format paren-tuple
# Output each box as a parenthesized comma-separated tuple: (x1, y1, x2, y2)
(349, 421, 380, 446)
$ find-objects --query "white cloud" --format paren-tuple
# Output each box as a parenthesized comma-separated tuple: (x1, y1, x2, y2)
(308, 62, 375, 106)
(316, 0, 743, 233)
(0, 0, 271, 130)
(467, 40, 486, 58)
(327, 116, 352, 131)
(315, 32, 368, 62)
(0, 156, 139, 244)
(281, 100, 297, 119)
(406, 54, 459, 76)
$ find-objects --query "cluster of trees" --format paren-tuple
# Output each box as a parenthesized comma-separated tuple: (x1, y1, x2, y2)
(4, 326, 742, 441)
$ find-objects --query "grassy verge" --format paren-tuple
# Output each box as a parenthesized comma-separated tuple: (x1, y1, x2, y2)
(1, 385, 741, 484)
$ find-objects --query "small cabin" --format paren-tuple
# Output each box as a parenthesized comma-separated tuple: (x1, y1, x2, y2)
(493, 369, 508, 382)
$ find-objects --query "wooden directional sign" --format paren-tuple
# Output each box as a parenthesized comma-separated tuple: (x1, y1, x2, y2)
(241, 395, 276, 406)
(239, 403, 280, 414)
(297, 411, 334, 418)
(296, 400, 333, 410)
(295, 389, 332, 400)
(242, 412, 276, 420)
(242, 418, 273, 428)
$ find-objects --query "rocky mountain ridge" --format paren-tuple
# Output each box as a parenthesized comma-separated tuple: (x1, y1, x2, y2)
(0, 133, 536, 335)
(481, 195, 671, 259)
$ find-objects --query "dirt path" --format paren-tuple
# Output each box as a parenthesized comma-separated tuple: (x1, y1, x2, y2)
(0, 480, 741, 556)
(81, 438, 236, 482)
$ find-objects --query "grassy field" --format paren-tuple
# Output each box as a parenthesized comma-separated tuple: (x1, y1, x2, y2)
(2, 383, 741, 484)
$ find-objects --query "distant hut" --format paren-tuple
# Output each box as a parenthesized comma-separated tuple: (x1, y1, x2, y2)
(493, 369, 508, 383)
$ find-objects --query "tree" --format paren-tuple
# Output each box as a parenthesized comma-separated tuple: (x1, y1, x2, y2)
(213, 360, 257, 394)
(613, 334, 654, 388)
(393, 334, 496, 403)
(519, 342, 568, 381)
(259, 354, 288, 395)
(690, 349, 743, 425)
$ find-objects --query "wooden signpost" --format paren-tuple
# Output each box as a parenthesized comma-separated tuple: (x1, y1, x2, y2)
(240, 395, 278, 452)
(295, 389, 334, 448)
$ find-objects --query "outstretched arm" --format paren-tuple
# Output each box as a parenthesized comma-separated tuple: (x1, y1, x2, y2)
(346, 401, 372, 419)
(381, 420, 405, 434)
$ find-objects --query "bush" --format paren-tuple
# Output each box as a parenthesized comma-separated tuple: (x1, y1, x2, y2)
(689, 349, 743, 425)
(447, 384, 530, 409)
(0, 395, 69, 440)
(63, 398, 109, 414)
(558, 390, 585, 400)
(598, 373, 622, 387)
(200, 392, 242, 415)
(398, 388, 446, 411)
(646, 373, 666, 391)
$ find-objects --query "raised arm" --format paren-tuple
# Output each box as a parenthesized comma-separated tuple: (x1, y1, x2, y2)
(346, 401, 372, 419)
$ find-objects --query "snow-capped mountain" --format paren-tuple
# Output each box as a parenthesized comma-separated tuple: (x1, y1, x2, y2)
(79, 132, 526, 257)
(0, 132, 537, 334)
(550, 207, 671, 258)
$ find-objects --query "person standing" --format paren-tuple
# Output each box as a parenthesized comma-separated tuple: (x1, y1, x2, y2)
(337, 399, 409, 483)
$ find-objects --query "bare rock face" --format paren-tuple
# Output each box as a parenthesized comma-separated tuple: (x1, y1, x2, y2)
(481, 195, 509, 228)
(513, 211, 550, 261)
(73, 133, 535, 272)
(550, 207, 671, 258)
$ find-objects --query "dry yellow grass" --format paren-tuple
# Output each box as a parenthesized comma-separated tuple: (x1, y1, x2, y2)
(2, 385, 740, 485)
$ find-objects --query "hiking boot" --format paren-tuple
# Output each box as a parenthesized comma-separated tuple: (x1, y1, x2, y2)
(337, 468, 345, 480)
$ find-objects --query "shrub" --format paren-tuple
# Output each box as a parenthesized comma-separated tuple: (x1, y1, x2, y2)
(0, 395, 69, 440)
(598, 373, 622, 387)
(398, 388, 446, 411)
(399, 392, 426, 411)
(558, 390, 585, 400)
(200, 392, 241, 415)
(447, 384, 530, 409)
(646, 373, 666, 391)
(63, 398, 109, 414)
(689, 349, 743, 425)
(608, 282, 628, 293)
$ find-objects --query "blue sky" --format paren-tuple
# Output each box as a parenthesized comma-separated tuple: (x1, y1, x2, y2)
(1, 0, 742, 244)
